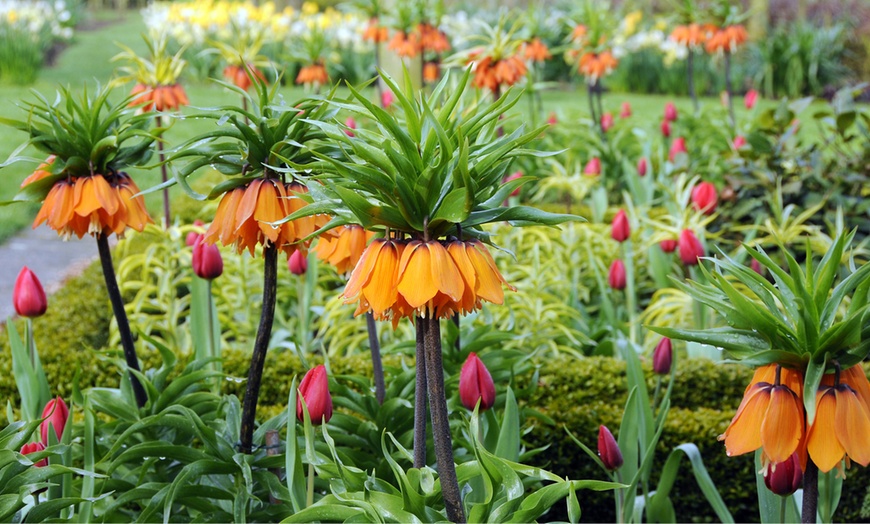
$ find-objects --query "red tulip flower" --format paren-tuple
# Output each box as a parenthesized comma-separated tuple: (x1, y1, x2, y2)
(611, 209, 630, 243)
(296, 364, 333, 423)
(288, 250, 308, 276)
(653, 337, 672, 375)
(459, 352, 496, 411)
(733, 135, 746, 149)
(660, 119, 672, 138)
(14, 267, 47, 318)
(678, 229, 704, 266)
(584, 157, 601, 176)
(601, 112, 614, 132)
(40, 397, 69, 444)
(691, 181, 718, 215)
(547, 112, 558, 125)
(598, 425, 623, 471)
(664, 102, 678, 122)
(637, 157, 648, 177)
(619, 102, 631, 118)
(764, 453, 803, 496)
(669, 137, 687, 162)
(20, 442, 47, 467)
(744, 89, 758, 110)
(660, 239, 678, 253)
(608, 259, 627, 290)
(193, 239, 223, 280)
(185, 220, 206, 247)
(381, 89, 394, 108)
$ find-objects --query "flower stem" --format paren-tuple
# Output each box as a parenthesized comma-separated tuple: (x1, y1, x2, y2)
(240, 244, 278, 453)
(801, 458, 818, 523)
(687, 49, 699, 114)
(365, 311, 385, 405)
(423, 316, 465, 523)
(780, 496, 787, 524)
(96, 232, 147, 408)
(25, 318, 35, 371)
(306, 462, 315, 507)
(207, 280, 220, 394)
(587, 82, 598, 132)
(414, 316, 428, 468)
(155, 114, 170, 228)
(724, 52, 735, 130)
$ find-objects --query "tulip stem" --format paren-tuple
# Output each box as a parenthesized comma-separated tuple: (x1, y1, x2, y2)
(240, 244, 278, 454)
(724, 52, 735, 131)
(614, 470, 625, 524)
(651, 376, 662, 413)
(595, 81, 605, 134)
(97, 232, 147, 408)
(25, 318, 35, 372)
(414, 316, 428, 468)
(206, 281, 220, 394)
(365, 312, 386, 405)
(780, 497, 787, 524)
(687, 50, 699, 114)
(587, 82, 598, 133)
(423, 316, 465, 523)
(306, 462, 315, 507)
(155, 114, 170, 228)
(801, 458, 818, 523)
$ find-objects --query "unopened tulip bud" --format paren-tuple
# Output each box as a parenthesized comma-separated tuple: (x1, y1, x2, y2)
(381, 90, 394, 108)
(611, 209, 630, 242)
(664, 102, 678, 122)
(288, 250, 308, 275)
(601, 112, 614, 132)
(20, 442, 47, 467)
(764, 453, 802, 496)
(661, 119, 671, 138)
(678, 229, 704, 266)
(691, 181, 718, 215)
(598, 425, 623, 470)
(619, 102, 631, 118)
(669, 137, 687, 162)
(14, 267, 47, 318)
(459, 352, 496, 411)
(503, 171, 523, 197)
(344, 117, 357, 137)
(185, 220, 206, 247)
(733, 135, 746, 149)
(192, 239, 223, 280)
(660, 239, 678, 253)
(751, 258, 764, 276)
(547, 112, 558, 125)
(40, 397, 69, 444)
(584, 157, 601, 176)
(637, 157, 648, 177)
(653, 337, 672, 374)
(608, 259, 627, 290)
(744, 89, 758, 110)
(296, 364, 333, 423)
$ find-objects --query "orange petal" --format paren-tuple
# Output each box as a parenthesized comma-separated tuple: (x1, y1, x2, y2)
(723, 383, 770, 457)
(344, 239, 385, 300)
(807, 389, 845, 473)
(92, 175, 120, 215)
(428, 241, 464, 303)
(235, 179, 262, 230)
(843, 366, 870, 414)
(364, 240, 401, 315)
(835, 386, 870, 467)
(760, 386, 804, 463)
(397, 241, 438, 308)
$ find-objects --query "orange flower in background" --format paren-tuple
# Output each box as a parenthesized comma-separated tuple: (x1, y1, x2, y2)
(32, 173, 152, 239)
(129, 83, 189, 112)
(423, 61, 440, 83)
(204, 179, 326, 256)
(578, 51, 619, 82)
(223, 63, 266, 91)
(21, 155, 56, 187)
(705, 25, 748, 54)
(418, 23, 450, 54)
(388, 31, 421, 58)
(670, 23, 709, 47)
(523, 38, 551, 62)
(807, 367, 870, 472)
(472, 55, 527, 93)
(571, 24, 588, 43)
(296, 63, 329, 87)
(363, 18, 389, 43)
(315, 225, 374, 275)
(720, 364, 805, 463)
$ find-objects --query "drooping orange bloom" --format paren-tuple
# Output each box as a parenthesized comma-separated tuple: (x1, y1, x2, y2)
(806, 367, 870, 472)
(670, 23, 709, 47)
(295, 63, 329, 87)
(362, 18, 389, 43)
(129, 83, 189, 112)
(315, 225, 374, 275)
(32, 173, 152, 239)
(705, 25, 748, 54)
(223, 64, 267, 91)
(571, 24, 588, 43)
(445, 239, 515, 315)
(388, 31, 421, 58)
(418, 23, 450, 54)
(719, 364, 805, 463)
(578, 51, 619, 82)
(344, 238, 406, 323)
(203, 179, 327, 256)
(423, 62, 440, 83)
(523, 38, 551, 62)
(21, 155, 56, 187)
(472, 55, 528, 93)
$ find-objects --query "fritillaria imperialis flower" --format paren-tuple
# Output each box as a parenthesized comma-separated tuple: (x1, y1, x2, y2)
(577, 51, 618, 82)
(288, 250, 308, 276)
(223, 63, 266, 91)
(388, 30, 422, 58)
(601, 113, 614, 132)
(705, 25, 748, 54)
(41, 397, 69, 444)
(806, 366, 870, 472)
(744, 89, 758, 110)
(423, 62, 440, 83)
(733, 135, 747, 149)
(523, 37, 551, 62)
(669, 137, 687, 162)
(611, 209, 630, 243)
(20, 442, 47, 467)
(295, 63, 329, 87)
(362, 18, 389, 43)
(129, 83, 189, 112)
(192, 237, 223, 280)
(637, 157, 648, 176)
(598, 425, 623, 470)
(315, 225, 373, 275)
(653, 337, 672, 375)
(14, 267, 47, 318)
(678, 229, 704, 266)
(296, 365, 332, 424)
(663, 102, 678, 122)
(691, 181, 718, 215)
(660, 239, 678, 253)
(764, 452, 803, 496)
(670, 23, 709, 48)
(418, 23, 450, 54)
(584, 157, 601, 176)
(459, 352, 496, 411)
(472, 55, 528, 94)
(608, 259, 626, 290)
(620, 102, 632, 118)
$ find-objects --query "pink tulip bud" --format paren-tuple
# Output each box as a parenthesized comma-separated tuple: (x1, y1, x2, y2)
(584, 157, 601, 176)
(459, 352, 496, 411)
(653, 337, 672, 375)
(192, 238, 223, 280)
(764, 453, 803, 496)
(344, 116, 357, 137)
(547, 112, 558, 125)
(20, 442, 47, 467)
(598, 425, 623, 470)
(751, 258, 764, 276)
(669, 137, 687, 162)
(40, 397, 69, 444)
(637, 157, 648, 177)
(611, 209, 630, 243)
(296, 364, 333, 423)
(608, 259, 627, 290)
(288, 250, 308, 275)
(678, 229, 704, 266)
(661, 119, 671, 138)
(660, 239, 678, 253)
(381, 89, 394, 108)
(619, 102, 632, 118)
(601, 112, 614, 132)
(733, 135, 746, 149)
(691, 181, 718, 215)
(744, 89, 758, 110)
(503, 171, 523, 197)
(664, 102, 678, 122)
(14, 267, 47, 318)
(185, 220, 206, 247)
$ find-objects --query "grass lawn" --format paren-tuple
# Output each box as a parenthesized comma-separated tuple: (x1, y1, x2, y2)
(0, 9, 820, 243)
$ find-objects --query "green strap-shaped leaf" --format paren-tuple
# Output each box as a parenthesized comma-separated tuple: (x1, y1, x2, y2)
(646, 444, 734, 523)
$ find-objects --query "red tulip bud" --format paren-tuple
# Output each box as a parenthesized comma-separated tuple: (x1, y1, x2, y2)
(660, 119, 671, 137)
(619, 102, 632, 118)
(296, 364, 333, 423)
(40, 397, 69, 444)
(503, 171, 523, 197)
(611, 209, 630, 242)
(660, 239, 678, 253)
(637, 157, 648, 177)
(691, 181, 718, 215)
(14, 267, 47, 318)
(185, 220, 206, 247)
(744, 89, 758, 110)
(547, 112, 558, 125)
(192, 239, 223, 280)
(733, 135, 746, 149)
(653, 337, 673, 374)
(608, 259, 627, 290)
(584, 157, 601, 176)
(751, 258, 764, 276)
(764, 453, 803, 496)
(344, 116, 357, 137)
(664, 102, 678, 122)
(598, 425, 623, 470)
(601, 112, 614, 132)
(381, 89, 394, 108)
(669, 137, 687, 162)
(20, 442, 47, 467)
(459, 352, 496, 411)
(678, 229, 704, 266)
(288, 250, 308, 275)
